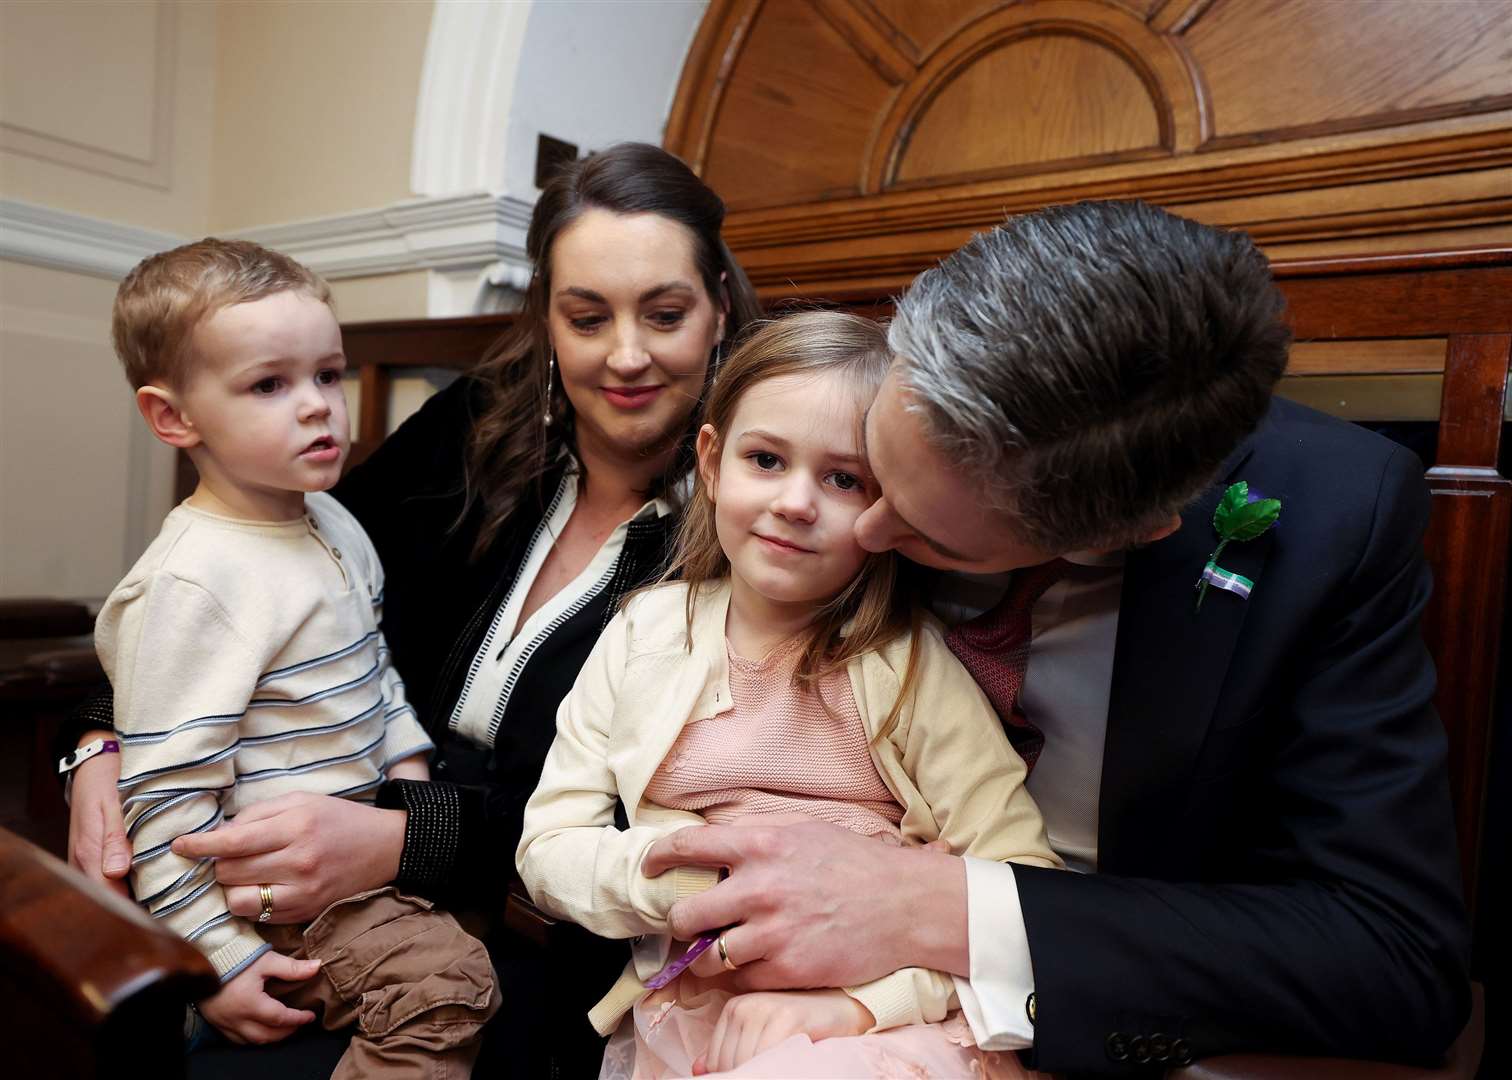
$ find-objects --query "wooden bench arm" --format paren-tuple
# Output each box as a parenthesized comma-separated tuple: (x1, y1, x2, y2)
(0, 825, 217, 1020)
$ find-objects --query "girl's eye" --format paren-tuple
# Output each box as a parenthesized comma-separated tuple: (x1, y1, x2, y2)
(648, 309, 686, 329)
(569, 314, 605, 332)
(828, 471, 863, 492)
(251, 377, 282, 395)
(315, 368, 342, 386)
(750, 452, 781, 471)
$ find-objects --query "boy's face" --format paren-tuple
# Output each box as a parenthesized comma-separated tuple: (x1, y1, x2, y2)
(175, 290, 349, 521)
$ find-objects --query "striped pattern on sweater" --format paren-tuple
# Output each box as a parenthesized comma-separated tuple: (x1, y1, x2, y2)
(97, 493, 432, 980)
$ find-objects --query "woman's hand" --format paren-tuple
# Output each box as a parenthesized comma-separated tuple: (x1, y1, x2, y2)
(693, 990, 873, 1074)
(197, 950, 321, 1045)
(172, 792, 407, 923)
(66, 731, 131, 896)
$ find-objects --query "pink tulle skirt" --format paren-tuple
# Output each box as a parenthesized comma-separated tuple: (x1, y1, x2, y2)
(599, 976, 1034, 1079)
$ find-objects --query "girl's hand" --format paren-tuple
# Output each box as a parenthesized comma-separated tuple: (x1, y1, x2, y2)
(694, 989, 873, 1074)
(171, 792, 407, 923)
(66, 732, 131, 896)
(197, 950, 321, 1045)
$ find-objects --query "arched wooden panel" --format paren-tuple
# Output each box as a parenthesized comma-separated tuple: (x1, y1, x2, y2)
(895, 36, 1162, 186)
(667, 0, 1512, 298)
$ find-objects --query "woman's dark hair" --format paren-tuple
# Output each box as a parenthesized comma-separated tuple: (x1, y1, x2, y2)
(462, 142, 762, 559)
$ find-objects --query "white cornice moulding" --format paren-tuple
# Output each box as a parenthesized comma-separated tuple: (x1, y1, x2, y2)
(0, 199, 182, 279)
(0, 192, 536, 283)
(233, 192, 535, 280)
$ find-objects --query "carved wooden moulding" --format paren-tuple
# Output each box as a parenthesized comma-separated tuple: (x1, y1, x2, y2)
(666, 0, 1512, 297)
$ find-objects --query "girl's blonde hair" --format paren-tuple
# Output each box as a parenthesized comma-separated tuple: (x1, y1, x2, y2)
(661, 309, 923, 738)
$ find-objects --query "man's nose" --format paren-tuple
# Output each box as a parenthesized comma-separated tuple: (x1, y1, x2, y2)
(854, 498, 902, 552)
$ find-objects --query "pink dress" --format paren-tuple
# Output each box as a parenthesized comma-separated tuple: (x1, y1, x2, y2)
(599, 639, 1034, 1080)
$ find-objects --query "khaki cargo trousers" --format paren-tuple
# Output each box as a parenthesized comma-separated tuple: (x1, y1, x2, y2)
(259, 886, 499, 1080)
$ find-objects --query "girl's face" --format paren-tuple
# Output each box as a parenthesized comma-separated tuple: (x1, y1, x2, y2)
(547, 208, 726, 467)
(697, 370, 876, 616)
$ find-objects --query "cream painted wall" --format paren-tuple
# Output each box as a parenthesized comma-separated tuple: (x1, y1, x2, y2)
(1, 1, 216, 599)
(0, 260, 177, 598)
(211, 0, 434, 232)
(1, 1, 435, 599)
(0, 0, 218, 235)
(329, 271, 429, 323)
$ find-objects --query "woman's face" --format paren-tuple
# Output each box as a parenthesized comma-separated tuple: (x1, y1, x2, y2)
(547, 208, 726, 468)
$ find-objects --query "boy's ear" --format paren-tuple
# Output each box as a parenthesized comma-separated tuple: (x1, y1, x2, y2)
(136, 385, 201, 449)
(694, 423, 720, 501)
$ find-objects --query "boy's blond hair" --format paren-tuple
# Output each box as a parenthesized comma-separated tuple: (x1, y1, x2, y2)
(112, 238, 332, 389)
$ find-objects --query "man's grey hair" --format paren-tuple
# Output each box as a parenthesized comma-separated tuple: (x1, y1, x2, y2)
(888, 200, 1290, 552)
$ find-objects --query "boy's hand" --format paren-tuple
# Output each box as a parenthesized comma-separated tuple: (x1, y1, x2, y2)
(694, 989, 872, 1074)
(66, 734, 132, 896)
(197, 950, 322, 1045)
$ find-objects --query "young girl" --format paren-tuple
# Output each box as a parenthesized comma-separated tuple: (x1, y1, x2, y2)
(517, 311, 1061, 1078)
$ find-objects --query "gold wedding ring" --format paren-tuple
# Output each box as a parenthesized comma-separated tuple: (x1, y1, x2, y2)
(718, 930, 739, 972)
(258, 883, 275, 924)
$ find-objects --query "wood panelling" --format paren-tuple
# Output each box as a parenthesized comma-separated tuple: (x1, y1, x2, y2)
(668, 0, 1512, 298)
(849, 0, 962, 61)
(895, 34, 1162, 184)
(699, 0, 895, 208)
(1186, 0, 1512, 147)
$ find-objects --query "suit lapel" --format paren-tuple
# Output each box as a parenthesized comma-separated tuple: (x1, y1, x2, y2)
(1097, 439, 1273, 875)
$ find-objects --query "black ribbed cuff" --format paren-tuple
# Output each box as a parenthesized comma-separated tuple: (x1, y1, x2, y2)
(377, 779, 463, 895)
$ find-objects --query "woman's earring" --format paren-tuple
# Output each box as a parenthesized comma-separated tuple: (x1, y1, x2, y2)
(544, 350, 556, 427)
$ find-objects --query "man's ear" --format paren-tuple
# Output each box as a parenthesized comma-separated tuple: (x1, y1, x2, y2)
(1139, 513, 1184, 545)
(136, 385, 201, 449)
(695, 423, 720, 502)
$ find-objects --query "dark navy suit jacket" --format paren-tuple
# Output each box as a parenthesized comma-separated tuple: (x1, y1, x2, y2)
(1013, 397, 1471, 1074)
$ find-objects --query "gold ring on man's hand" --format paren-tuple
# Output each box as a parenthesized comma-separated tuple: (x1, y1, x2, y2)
(258, 883, 275, 924)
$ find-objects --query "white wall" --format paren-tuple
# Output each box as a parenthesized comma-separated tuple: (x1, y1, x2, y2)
(0, 0, 710, 599)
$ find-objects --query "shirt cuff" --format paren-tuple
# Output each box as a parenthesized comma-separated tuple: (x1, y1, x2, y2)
(952, 856, 1035, 1052)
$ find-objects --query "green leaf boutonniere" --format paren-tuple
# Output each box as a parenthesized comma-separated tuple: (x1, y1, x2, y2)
(1194, 481, 1281, 611)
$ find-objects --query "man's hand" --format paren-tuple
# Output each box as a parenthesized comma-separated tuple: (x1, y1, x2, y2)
(172, 792, 406, 924)
(643, 819, 969, 991)
(66, 732, 131, 897)
(197, 950, 321, 1045)
(693, 989, 873, 1074)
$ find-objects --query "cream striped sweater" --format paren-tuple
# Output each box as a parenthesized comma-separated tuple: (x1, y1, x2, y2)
(96, 493, 433, 980)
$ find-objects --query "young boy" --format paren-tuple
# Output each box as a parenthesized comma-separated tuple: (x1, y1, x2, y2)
(96, 239, 497, 1074)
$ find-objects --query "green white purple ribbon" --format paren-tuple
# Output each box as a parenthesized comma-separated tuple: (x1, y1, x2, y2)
(1194, 481, 1280, 611)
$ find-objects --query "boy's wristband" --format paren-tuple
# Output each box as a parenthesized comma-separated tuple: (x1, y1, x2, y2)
(58, 737, 119, 775)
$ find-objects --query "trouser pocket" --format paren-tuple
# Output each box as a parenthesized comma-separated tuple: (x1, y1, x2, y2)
(303, 886, 498, 1041)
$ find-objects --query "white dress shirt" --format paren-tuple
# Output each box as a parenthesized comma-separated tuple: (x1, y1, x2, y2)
(938, 552, 1125, 1050)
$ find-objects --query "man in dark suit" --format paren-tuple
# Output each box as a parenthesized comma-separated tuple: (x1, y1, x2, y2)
(645, 201, 1471, 1073)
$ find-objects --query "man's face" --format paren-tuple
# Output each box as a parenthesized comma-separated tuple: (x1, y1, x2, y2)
(854, 367, 1062, 572)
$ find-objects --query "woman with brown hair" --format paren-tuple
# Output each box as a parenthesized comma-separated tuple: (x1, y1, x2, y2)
(63, 142, 761, 1076)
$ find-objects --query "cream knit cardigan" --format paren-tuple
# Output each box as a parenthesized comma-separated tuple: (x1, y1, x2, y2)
(517, 580, 1061, 1036)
